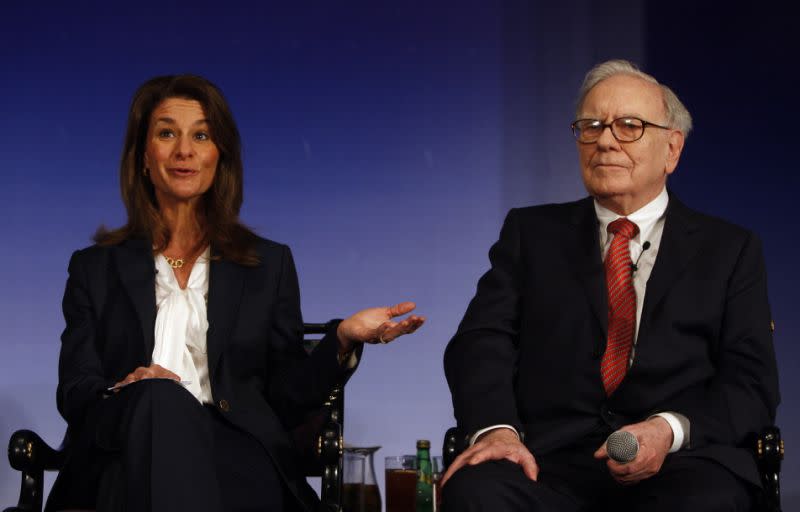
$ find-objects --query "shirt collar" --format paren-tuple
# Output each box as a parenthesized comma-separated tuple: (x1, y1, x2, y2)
(594, 187, 669, 244)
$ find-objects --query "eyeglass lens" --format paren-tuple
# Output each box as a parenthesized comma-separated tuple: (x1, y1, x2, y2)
(574, 118, 644, 143)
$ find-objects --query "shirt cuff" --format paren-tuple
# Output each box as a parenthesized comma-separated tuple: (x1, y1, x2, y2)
(469, 424, 520, 446)
(649, 412, 686, 453)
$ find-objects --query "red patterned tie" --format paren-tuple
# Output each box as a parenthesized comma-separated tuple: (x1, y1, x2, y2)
(601, 218, 639, 395)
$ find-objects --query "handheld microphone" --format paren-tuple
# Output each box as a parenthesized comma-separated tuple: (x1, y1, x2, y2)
(606, 430, 639, 463)
(631, 241, 651, 272)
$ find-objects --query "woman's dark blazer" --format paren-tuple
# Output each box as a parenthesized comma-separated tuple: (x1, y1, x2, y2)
(46, 236, 356, 511)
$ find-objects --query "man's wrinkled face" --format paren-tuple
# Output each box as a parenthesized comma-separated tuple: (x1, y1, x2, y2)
(577, 74, 684, 214)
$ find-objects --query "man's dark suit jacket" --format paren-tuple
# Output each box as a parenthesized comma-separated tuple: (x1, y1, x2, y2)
(444, 194, 779, 485)
(46, 236, 356, 511)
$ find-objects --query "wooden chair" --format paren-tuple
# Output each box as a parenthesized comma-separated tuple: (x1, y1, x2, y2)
(5, 321, 345, 512)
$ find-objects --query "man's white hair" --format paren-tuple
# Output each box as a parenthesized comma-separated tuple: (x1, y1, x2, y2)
(576, 59, 693, 136)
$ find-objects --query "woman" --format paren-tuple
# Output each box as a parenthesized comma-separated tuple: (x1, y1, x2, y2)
(46, 75, 424, 512)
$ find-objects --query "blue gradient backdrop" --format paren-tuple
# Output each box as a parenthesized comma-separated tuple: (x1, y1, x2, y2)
(1, 1, 796, 507)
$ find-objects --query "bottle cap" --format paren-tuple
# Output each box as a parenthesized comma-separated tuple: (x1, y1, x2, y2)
(416, 439, 431, 449)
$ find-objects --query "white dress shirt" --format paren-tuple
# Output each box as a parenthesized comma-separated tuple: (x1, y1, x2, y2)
(473, 188, 687, 453)
(149, 247, 356, 404)
(594, 187, 668, 347)
(151, 246, 213, 404)
(595, 187, 685, 452)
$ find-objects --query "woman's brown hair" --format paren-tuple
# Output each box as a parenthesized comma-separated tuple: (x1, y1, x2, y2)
(95, 75, 260, 265)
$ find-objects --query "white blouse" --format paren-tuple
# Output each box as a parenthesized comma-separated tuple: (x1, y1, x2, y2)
(150, 246, 213, 404)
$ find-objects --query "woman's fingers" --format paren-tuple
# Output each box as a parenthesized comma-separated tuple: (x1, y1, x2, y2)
(112, 364, 181, 389)
(338, 303, 425, 345)
(386, 302, 416, 318)
(149, 364, 181, 381)
(375, 315, 426, 343)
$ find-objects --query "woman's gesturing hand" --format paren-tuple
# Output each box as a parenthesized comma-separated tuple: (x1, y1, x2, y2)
(336, 301, 425, 352)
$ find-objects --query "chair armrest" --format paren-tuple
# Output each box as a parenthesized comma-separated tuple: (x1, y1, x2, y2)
(753, 426, 783, 512)
(8, 429, 65, 473)
(6, 429, 66, 512)
(442, 426, 525, 470)
(442, 427, 468, 470)
(301, 321, 345, 511)
(317, 420, 343, 511)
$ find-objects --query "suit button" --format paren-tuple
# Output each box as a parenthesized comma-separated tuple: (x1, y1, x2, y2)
(600, 404, 615, 423)
(219, 399, 230, 412)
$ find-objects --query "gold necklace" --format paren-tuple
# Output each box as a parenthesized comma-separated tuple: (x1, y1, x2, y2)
(164, 255, 185, 269)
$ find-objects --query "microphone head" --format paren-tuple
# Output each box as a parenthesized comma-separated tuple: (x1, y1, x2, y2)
(606, 430, 639, 464)
(642, 241, 651, 250)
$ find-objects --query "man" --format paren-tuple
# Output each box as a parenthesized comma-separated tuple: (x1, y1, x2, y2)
(441, 60, 779, 511)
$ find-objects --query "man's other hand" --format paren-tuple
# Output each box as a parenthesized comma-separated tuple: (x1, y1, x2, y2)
(440, 428, 538, 487)
(593, 416, 673, 484)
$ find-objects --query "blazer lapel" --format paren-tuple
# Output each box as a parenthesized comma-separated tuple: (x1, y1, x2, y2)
(206, 254, 244, 380)
(566, 198, 608, 335)
(640, 196, 702, 332)
(114, 239, 157, 359)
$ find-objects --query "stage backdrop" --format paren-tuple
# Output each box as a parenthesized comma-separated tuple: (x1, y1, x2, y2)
(1, 1, 796, 507)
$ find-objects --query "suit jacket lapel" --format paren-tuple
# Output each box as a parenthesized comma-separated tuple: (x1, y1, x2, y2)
(207, 254, 244, 380)
(567, 198, 608, 334)
(640, 195, 701, 333)
(114, 239, 157, 359)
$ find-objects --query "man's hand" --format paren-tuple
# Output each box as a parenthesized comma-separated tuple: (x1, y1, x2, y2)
(593, 416, 673, 484)
(439, 428, 538, 488)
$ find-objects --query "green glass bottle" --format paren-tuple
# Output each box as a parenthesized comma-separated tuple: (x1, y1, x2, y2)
(415, 439, 434, 512)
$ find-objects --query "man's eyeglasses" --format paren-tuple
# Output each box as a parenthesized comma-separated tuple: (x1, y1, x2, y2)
(571, 117, 671, 143)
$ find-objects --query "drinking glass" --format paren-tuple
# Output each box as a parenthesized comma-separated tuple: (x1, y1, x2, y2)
(432, 455, 444, 512)
(384, 455, 416, 512)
